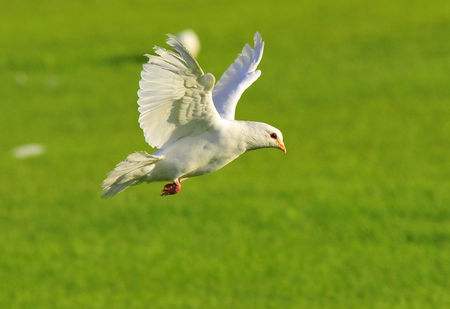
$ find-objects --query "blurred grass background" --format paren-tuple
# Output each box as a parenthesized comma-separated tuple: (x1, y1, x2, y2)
(1, 0, 449, 307)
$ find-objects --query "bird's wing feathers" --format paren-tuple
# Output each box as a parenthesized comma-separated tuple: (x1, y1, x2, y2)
(212, 32, 264, 120)
(138, 35, 220, 149)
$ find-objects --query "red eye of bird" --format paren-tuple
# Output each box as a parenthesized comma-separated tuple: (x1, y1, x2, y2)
(270, 133, 277, 139)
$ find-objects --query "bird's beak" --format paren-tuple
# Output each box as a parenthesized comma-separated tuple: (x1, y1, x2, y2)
(277, 139, 287, 154)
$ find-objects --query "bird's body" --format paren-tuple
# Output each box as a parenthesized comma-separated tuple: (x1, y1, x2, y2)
(150, 121, 241, 181)
(102, 32, 285, 197)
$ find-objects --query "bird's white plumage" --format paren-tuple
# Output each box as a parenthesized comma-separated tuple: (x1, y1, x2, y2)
(213, 32, 264, 120)
(102, 32, 285, 197)
(138, 35, 220, 149)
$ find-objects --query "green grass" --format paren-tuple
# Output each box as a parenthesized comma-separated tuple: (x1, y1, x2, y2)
(1, 0, 450, 307)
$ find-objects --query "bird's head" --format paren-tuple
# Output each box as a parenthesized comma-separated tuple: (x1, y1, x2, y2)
(268, 127, 286, 154)
(244, 122, 286, 154)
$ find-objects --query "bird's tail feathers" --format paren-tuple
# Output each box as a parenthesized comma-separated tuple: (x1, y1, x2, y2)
(102, 152, 162, 198)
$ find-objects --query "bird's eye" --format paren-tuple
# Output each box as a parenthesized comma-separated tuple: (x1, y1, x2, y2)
(270, 133, 277, 139)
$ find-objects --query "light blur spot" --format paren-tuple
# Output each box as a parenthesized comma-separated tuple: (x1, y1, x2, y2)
(47, 75, 60, 89)
(176, 29, 200, 58)
(14, 72, 29, 86)
(12, 144, 46, 159)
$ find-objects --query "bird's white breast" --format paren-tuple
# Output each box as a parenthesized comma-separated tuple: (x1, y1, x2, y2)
(148, 121, 245, 181)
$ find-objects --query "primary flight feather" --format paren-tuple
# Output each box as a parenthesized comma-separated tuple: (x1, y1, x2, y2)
(102, 32, 286, 197)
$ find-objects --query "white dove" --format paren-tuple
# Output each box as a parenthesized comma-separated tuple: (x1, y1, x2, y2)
(102, 32, 286, 197)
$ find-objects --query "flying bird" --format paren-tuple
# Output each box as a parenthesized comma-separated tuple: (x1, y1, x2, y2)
(102, 32, 286, 197)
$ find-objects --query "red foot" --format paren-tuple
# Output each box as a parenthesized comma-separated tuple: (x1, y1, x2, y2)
(161, 180, 181, 196)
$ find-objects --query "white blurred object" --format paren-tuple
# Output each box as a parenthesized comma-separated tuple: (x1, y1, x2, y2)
(176, 29, 200, 58)
(12, 144, 46, 159)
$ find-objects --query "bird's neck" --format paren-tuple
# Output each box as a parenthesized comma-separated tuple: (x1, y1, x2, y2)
(234, 121, 269, 152)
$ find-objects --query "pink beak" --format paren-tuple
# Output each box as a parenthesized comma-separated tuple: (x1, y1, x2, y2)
(277, 139, 287, 154)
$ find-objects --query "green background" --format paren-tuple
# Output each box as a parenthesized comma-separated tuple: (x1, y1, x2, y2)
(1, 0, 449, 307)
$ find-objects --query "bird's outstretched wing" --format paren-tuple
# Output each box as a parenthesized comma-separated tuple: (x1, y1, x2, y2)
(138, 35, 221, 149)
(212, 32, 264, 120)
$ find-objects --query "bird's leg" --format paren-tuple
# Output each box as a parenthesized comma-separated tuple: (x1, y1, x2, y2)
(160, 179, 181, 196)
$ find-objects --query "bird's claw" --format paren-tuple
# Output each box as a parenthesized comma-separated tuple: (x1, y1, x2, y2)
(160, 181, 181, 196)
